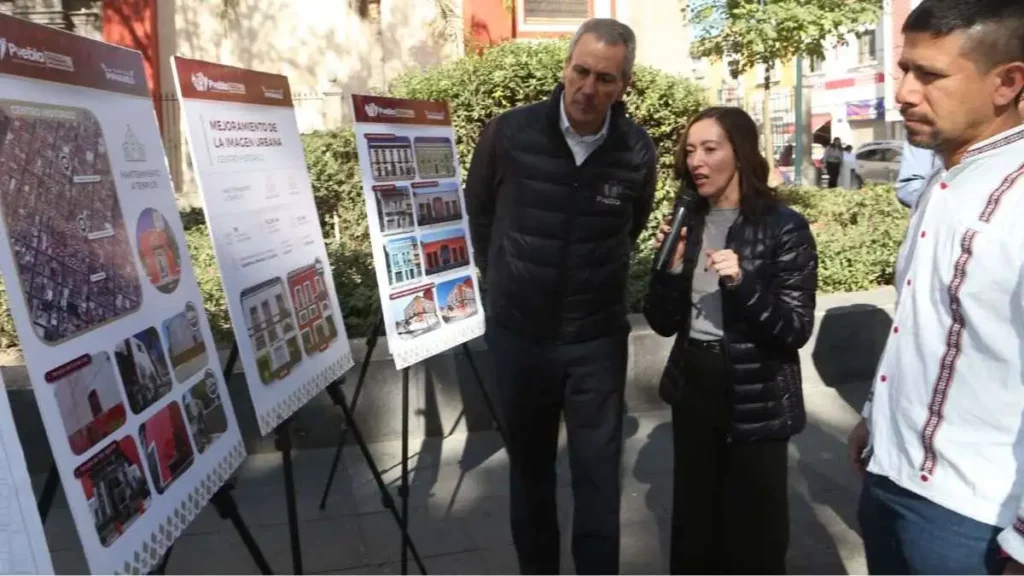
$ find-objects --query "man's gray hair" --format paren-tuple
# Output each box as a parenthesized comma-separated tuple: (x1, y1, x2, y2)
(567, 18, 637, 80)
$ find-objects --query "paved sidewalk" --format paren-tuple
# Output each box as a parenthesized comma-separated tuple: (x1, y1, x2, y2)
(40, 382, 869, 574)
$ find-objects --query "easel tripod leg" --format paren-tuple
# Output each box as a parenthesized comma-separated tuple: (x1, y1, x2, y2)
(211, 486, 274, 575)
(460, 343, 506, 447)
(318, 314, 383, 510)
(36, 463, 59, 523)
(275, 419, 303, 574)
(333, 383, 427, 574)
(401, 366, 409, 575)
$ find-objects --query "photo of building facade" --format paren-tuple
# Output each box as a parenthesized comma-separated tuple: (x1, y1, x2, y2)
(374, 184, 414, 235)
(286, 259, 339, 355)
(436, 275, 478, 324)
(385, 236, 423, 287)
(181, 370, 228, 454)
(412, 182, 462, 227)
(420, 228, 470, 276)
(114, 327, 174, 415)
(366, 135, 416, 182)
(136, 208, 182, 294)
(413, 136, 456, 179)
(161, 302, 208, 384)
(51, 352, 127, 455)
(389, 285, 442, 340)
(239, 277, 302, 384)
(138, 401, 194, 495)
(75, 436, 151, 548)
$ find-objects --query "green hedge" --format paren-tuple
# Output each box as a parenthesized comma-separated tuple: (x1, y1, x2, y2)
(782, 184, 908, 292)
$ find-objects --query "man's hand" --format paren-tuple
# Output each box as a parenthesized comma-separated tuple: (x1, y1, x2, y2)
(848, 419, 871, 478)
(705, 249, 742, 286)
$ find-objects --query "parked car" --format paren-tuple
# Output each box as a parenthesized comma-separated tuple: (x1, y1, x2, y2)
(853, 140, 904, 187)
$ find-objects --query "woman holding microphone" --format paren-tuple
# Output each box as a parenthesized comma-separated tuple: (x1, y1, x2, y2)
(644, 106, 818, 574)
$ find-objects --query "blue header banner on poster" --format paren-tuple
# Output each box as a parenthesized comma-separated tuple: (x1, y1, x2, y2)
(847, 97, 885, 121)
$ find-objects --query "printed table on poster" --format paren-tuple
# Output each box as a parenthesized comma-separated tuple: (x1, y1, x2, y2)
(171, 57, 354, 435)
(352, 95, 486, 369)
(0, 15, 246, 574)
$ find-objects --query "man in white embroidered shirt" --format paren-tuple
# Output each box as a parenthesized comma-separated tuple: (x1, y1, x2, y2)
(847, 0, 1024, 573)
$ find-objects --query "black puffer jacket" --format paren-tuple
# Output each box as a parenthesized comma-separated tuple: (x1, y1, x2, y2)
(465, 84, 657, 344)
(644, 195, 818, 443)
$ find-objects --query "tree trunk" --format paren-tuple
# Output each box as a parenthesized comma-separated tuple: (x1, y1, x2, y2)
(763, 64, 775, 176)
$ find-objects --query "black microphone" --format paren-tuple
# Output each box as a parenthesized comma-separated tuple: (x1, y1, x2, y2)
(653, 186, 700, 272)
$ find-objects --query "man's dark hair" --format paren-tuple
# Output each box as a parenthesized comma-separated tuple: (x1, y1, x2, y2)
(903, 0, 1024, 71)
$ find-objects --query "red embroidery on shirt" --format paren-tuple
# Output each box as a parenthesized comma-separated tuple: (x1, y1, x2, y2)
(1014, 517, 1024, 536)
(963, 130, 1024, 162)
(920, 229, 977, 476)
(979, 162, 1024, 223)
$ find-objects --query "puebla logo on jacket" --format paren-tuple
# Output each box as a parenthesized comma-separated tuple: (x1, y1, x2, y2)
(596, 182, 626, 207)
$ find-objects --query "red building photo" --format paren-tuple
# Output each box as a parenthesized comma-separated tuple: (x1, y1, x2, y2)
(420, 227, 470, 276)
(74, 435, 151, 547)
(389, 283, 442, 340)
(436, 275, 478, 324)
(136, 208, 182, 294)
(286, 258, 339, 355)
(138, 402, 194, 495)
(49, 352, 127, 455)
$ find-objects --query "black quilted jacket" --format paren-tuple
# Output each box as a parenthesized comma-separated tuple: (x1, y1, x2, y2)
(644, 195, 818, 443)
(465, 83, 657, 344)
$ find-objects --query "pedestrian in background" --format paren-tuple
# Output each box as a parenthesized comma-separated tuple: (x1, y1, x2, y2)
(645, 106, 818, 574)
(824, 137, 844, 188)
(464, 17, 657, 575)
(848, 0, 1024, 573)
(840, 144, 857, 189)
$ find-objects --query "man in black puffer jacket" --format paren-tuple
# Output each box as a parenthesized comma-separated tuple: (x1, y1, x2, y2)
(465, 18, 656, 576)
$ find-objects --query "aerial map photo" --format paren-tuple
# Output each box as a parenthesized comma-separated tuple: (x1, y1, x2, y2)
(0, 101, 142, 344)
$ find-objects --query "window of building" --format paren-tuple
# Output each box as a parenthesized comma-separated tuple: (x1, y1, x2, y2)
(524, 0, 589, 23)
(809, 55, 824, 74)
(857, 30, 877, 64)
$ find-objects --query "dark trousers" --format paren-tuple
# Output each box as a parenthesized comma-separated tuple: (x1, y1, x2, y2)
(826, 161, 841, 188)
(858, 472, 1006, 575)
(487, 324, 628, 575)
(670, 340, 790, 574)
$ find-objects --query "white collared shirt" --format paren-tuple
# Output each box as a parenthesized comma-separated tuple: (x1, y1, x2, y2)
(559, 95, 610, 166)
(862, 123, 1024, 560)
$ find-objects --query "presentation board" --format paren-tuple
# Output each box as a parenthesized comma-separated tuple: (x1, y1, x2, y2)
(172, 57, 354, 435)
(351, 95, 485, 370)
(0, 15, 246, 573)
(0, 375, 54, 574)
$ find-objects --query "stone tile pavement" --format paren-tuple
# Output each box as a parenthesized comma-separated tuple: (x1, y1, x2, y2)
(39, 382, 870, 574)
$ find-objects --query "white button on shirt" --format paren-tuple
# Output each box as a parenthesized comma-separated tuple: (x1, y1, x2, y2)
(862, 123, 1024, 560)
(559, 95, 610, 166)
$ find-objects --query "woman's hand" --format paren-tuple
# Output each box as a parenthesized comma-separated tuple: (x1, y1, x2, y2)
(705, 249, 741, 286)
(653, 214, 687, 272)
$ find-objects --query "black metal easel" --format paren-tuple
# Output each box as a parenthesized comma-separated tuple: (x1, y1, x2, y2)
(316, 312, 506, 575)
(318, 315, 506, 511)
(322, 355, 428, 575)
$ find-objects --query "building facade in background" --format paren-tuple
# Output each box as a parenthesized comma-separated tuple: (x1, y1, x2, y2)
(463, 0, 696, 78)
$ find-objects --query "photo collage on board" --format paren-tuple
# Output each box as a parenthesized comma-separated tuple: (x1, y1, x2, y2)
(0, 100, 227, 548)
(367, 132, 478, 340)
(237, 257, 340, 385)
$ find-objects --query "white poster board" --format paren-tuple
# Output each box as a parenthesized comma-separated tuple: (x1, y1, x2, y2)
(171, 57, 354, 435)
(351, 95, 485, 370)
(0, 375, 54, 574)
(0, 15, 246, 574)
